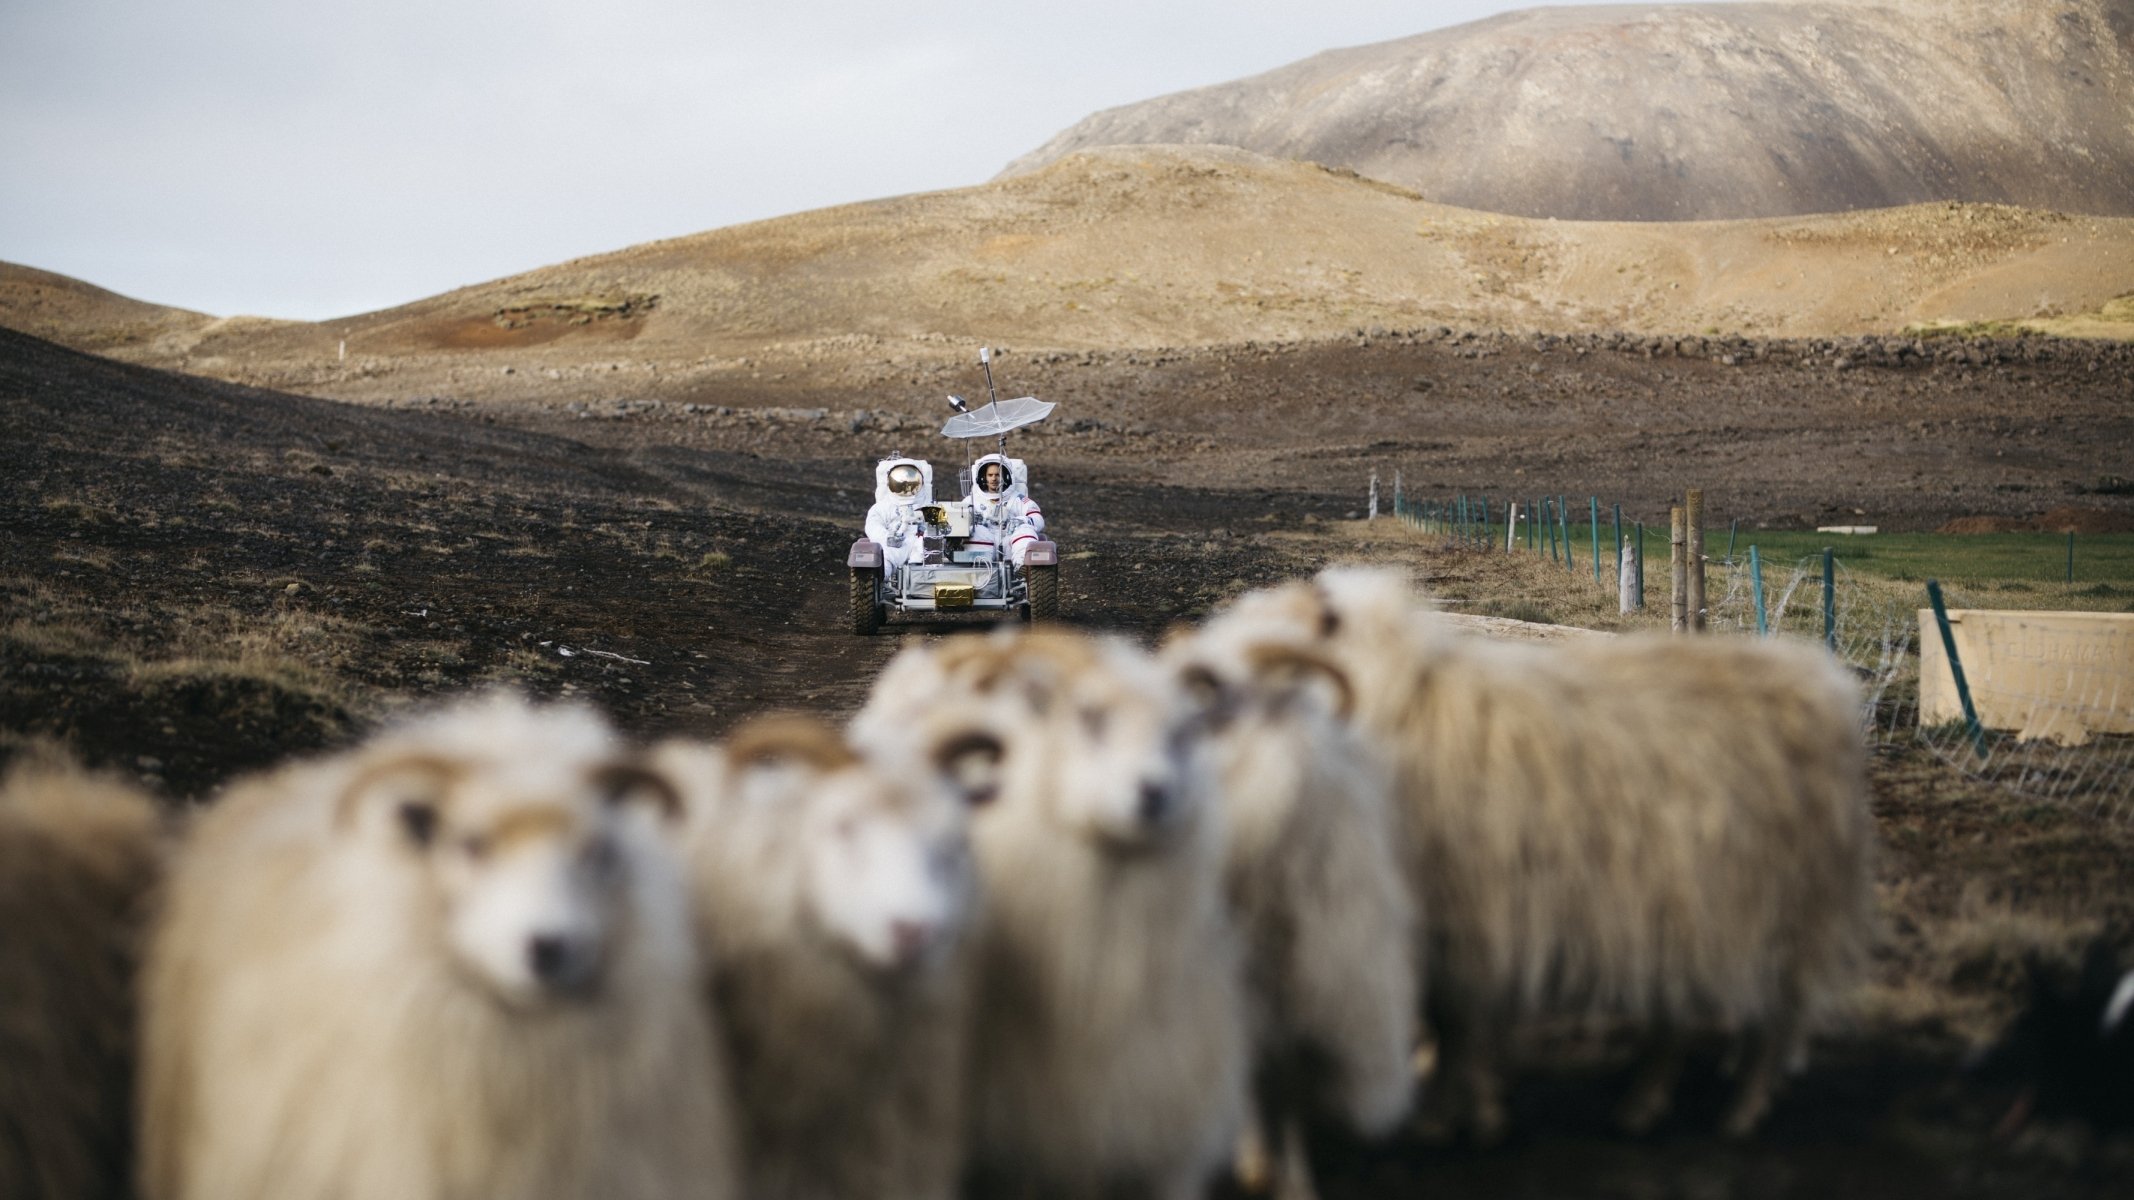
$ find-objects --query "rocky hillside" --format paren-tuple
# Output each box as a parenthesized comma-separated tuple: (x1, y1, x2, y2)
(0, 263, 215, 352)
(1003, 0, 2134, 221)
(6, 145, 2128, 400)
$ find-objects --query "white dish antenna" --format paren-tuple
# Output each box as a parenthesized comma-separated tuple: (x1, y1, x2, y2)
(941, 396, 1056, 439)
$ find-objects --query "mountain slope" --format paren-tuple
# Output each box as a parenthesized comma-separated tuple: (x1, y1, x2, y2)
(1002, 0, 2134, 221)
(5, 144, 2130, 405)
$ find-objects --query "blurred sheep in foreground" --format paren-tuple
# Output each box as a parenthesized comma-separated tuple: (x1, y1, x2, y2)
(1161, 633, 1420, 1198)
(1200, 566, 1877, 1141)
(854, 630, 1250, 1200)
(0, 751, 165, 1200)
(139, 692, 738, 1200)
(654, 714, 976, 1200)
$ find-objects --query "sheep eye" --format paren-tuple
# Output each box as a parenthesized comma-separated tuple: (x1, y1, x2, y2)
(582, 836, 619, 876)
(460, 833, 490, 861)
(398, 802, 438, 847)
(1079, 707, 1108, 739)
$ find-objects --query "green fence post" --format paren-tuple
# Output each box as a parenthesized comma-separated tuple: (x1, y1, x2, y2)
(1560, 495, 1572, 573)
(1749, 545, 1767, 636)
(1926, 580, 1990, 759)
(1613, 503, 1623, 576)
(1590, 496, 1601, 582)
(1725, 519, 1739, 566)
(1635, 521, 1645, 606)
(1822, 547, 1836, 652)
(2067, 531, 2075, 583)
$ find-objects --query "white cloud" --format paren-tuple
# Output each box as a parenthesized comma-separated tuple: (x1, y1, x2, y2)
(0, 0, 1633, 319)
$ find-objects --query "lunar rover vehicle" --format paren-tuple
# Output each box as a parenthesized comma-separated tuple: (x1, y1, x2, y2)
(847, 349, 1059, 634)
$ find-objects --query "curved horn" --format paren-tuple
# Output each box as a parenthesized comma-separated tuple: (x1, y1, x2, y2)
(336, 753, 464, 844)
(725, 715, 858, 773)
(592, 762, 683, 821)
(1244, 642, 1356, 720)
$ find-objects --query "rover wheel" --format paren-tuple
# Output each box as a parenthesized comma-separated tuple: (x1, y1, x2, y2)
(849, 568, 882, 635)
(1023, 563, 1058, 623)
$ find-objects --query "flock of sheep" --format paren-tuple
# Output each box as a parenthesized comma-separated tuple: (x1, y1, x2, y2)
(0, 566, 1878, 1200)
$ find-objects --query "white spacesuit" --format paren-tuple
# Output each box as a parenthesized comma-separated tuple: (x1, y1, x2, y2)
(966, 452, 1044, 566)
(863, 457, 933, 573)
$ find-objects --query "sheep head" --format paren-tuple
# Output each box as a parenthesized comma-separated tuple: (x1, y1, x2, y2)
(726, 716, 977, 976)
(337, 695, 677, 1009)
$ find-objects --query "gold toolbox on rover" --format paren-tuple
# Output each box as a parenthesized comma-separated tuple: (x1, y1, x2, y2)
(931, 582, 976, 608)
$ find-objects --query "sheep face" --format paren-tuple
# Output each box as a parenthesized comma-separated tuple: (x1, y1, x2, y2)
(1036, 658, 1206, 851)
(802, 765, 974, 975)
(349, 756, 670, 1009)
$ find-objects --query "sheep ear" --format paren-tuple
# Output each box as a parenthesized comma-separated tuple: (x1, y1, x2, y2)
(1176, 665, 1240, 732)
(337, 754, 459, 847)
(594, 764, 683, 823)
(932, 730, 1005, 809)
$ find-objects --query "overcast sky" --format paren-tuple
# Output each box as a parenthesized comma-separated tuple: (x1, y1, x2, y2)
(3, 1, 1632, 321)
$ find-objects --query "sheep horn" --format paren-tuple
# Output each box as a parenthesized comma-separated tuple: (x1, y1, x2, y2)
(725, 715, 858, 772)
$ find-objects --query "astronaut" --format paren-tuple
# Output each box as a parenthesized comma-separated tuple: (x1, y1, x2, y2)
(864, 456, 933, 573)
(965, 452, 1044, 566)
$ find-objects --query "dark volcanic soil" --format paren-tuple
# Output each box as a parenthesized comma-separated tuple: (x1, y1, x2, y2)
(365, 327, 2134, 536)
(5, 326, 2132, 1196)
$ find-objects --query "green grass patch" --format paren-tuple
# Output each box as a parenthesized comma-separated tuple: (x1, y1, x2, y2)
(1705, 530, 2134, 602)
(1507, 523, 2133, 605)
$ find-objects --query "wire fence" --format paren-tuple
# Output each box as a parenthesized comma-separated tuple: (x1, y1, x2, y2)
(1383, 482, 2134, 823)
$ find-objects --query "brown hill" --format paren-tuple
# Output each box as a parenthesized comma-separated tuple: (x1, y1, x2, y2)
(1003, 0, 2134, 222)
(0, 263, 217, 353)
(6, 144, 2126, 407)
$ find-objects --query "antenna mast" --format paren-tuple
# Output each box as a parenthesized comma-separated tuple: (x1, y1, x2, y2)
(979, 347, 1007, 464)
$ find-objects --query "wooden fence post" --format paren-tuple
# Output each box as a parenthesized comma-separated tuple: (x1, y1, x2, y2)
(1670, 505, 1688, 633)
(1619, 538, 1641, 614)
